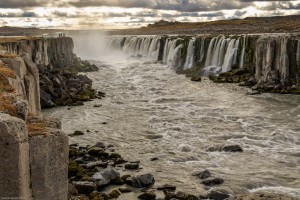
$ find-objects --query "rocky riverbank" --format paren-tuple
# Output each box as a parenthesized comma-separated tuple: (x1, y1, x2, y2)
(0, 37, 101, 108)
(67, 140, 298, 200)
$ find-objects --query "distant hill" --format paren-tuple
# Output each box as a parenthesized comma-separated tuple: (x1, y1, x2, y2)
(0, 26, 61, 36)
(108, 15, 300, 35)
(1, 15, 300, 36)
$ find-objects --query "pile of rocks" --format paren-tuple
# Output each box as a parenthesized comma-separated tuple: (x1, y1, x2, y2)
(68, 141, 234, 200)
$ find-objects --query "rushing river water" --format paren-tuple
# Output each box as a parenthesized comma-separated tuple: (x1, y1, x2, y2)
(44, 49, 300, 198)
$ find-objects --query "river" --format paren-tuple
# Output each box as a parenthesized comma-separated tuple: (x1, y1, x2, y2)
(44, 42, 300, 198)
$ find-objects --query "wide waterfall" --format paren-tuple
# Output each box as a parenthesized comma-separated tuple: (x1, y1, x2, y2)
(109, 34, 300, 89)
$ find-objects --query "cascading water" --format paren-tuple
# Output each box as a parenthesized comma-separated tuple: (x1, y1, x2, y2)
(198, 37, 206, 65)
(202, 36, 240, 75)
(184, 39, 195, 69)
(239, 36, 246, 68)
(111, 36, 161, 61)
(222, 38, 240, 72)
(168, 44, 183, 69)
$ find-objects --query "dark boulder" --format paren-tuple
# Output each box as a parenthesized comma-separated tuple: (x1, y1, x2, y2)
(206, 144, 243, 152)
(91, 167, 120, 188)
(201, 178, 224, 186)
(125, 173, 155, 188)
(192, 169, 211, 179)
(72, 181, 96, 195)
(138, 192, 156, 200)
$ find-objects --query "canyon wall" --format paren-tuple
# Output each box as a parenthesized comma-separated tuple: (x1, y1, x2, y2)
(110, 33, 300, 93)
(2, 37, 97, 108)
(0, 37, 76, 199)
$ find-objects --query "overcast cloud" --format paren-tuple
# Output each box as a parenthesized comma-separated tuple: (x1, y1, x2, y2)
(0, 0, 299, 29)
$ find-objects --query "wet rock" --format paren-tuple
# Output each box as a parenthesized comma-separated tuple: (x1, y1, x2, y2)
(91, 167, 120, 188)
(145, 134, 163, 139)
(88, 191, 102, 199)
(125, 163, 139, 170)
(222, 144, 243, 152)
(201, 178, 224, 186)
(175, 191, 198, 200)
(206, 144, 243, 152)
(68, 183, 79, 195)
(68, 160, 86, 178)
(157, 184, 176, 191)
(191, 76, 202, 82)
(246, 90, 261, 95)
(85, 161, 108, 169)
(95, 91, 106, 99)
(69, 148, 78, 158)
(72, 181, 96, 195)
(93, 104, 102, 108)
(112, 178, 125, 185)
(93, 142, 106, 149)
(164, 190, 176, 200)
(87, 147, 105, 157)
(71, 130, 85, 136)
(118, 187, 133, 193)
(114, 158, 128, 165)
(192, 170, 211, 179)
(109, 189, 121, 199)
(138, 192, 156, 200)
(151, 157, 159, 161)
(109, 153, 122, 159)
(125, 173, 155, 188)
(207, 189, 231, 200)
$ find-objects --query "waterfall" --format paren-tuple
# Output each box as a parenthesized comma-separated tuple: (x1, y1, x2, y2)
(222, 39, 240, 72)
(203, 36, 240, 75)
(199, 37, 206, 65)
(147, 37, 161, 60)
(162, 39, 169, 63)
(168, 44, 183, 69)
(297, 40, 300, 69)
(184, 39, 195, 69)
(239, 36, 246, 68)
(205, 37, 217, 67)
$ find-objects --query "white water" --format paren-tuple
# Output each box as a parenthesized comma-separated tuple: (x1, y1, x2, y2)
(44, 40, 300, 198)
(240, 36, 246, 69)
(184, 39, 195, 69)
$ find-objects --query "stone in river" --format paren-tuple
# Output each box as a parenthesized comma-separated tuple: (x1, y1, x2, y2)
(72, 181, 96, 195)
(138, 192, 156, 200)
(125, 173, 155, 188)
(201, 178, 224, 186)
(192, 169, 211, 179)
(125, 163, 139, 170)
(91, 167, 120, 188)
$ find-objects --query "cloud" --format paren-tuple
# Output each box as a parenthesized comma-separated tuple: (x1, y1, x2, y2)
(0, 0, 48, 8)
(0, 0, 298, 29)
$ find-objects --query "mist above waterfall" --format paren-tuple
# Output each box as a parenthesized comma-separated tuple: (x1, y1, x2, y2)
(67, 30, 108, 60)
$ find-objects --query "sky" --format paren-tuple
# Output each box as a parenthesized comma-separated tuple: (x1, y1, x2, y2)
(0, 0, 299, 29)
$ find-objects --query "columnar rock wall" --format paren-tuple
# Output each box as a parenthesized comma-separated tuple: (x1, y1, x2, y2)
(2, 37, 96, 108)
(0, 113, 32, 199)
(0, 38, 71, 199)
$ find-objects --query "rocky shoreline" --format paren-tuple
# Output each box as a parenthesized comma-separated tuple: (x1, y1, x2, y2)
(67, 139, 297, 200)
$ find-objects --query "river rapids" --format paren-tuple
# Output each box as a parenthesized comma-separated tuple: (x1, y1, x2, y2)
(45, 38, 300, 198)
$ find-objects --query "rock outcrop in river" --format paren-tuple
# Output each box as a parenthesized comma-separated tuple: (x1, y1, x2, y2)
(110, 33, 300, 94)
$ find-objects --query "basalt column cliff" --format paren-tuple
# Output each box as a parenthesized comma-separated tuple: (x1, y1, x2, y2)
(0, 36, 93, 199)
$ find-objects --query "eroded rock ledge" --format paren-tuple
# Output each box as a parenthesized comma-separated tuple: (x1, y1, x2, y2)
(1, 37, 99, 108)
